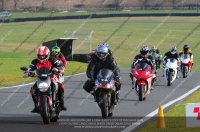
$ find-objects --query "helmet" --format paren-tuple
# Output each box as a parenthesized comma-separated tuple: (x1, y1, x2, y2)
(170, 46, 177, 54)
(37, 46, 50, 63)
(96, 45, 108, 60)
(52, 46, 60, 57)
(152, 46, 157, 52)
(140, 45, 149, 57)
(103, 43, 109, 47)
(183, 44, 189, 52)
(97, 44, 103, 47)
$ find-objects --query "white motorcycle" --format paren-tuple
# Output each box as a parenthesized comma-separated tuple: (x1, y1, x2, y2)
(164, 58, 178, 86)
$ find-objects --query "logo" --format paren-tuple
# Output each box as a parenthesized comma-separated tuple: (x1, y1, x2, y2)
(193, 107, 200, 120)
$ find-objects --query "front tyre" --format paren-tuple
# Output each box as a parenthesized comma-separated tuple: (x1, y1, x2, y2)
(167, 72, 172, 86)
(183, 66, 187, 78)
(138, 85, 144, 101)
(41, 96, 50, 124)
(99, 92, 108, 118)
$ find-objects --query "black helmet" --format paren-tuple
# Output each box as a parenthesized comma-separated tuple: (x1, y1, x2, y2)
(183, 44, 189, 52)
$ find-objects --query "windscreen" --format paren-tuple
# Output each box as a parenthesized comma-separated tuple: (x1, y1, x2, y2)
(97, 68, 114, 83)
(136, 62, 149, 70)
(36, 67, 50, 79)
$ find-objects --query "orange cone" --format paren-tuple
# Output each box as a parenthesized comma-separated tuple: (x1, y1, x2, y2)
(156, 105, 166, 128)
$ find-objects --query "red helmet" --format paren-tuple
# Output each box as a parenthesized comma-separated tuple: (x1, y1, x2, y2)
(37, 46, 50, 63)
(97, 44, 103, 46)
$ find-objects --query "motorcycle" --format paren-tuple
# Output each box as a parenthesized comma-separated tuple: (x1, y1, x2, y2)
(149, 52, 162, 74)
(164, 58, 178, 86)
(131, 62, 153, 101)
(54, 61, 65, 83)
(180, 54, 192, 78)
(93, 68, 116, 118)
(20, 67, 61, 124)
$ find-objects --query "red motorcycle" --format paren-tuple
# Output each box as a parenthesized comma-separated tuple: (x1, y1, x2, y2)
(180, 54, 193, 78)
(130, 62, 154, 101)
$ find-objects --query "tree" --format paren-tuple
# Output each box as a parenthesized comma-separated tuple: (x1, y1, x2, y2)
(38, 0, 55, 11)
(0, 0, 5, 11)
(139, 0, 151, 10)
(13, 0, 20, 10)
(168, 0, 181, 9)
(114, 0, 123, 10)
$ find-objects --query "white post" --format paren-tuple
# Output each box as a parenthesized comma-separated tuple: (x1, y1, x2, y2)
(72, 31, 76, 38)
(63, 30, 67, 38)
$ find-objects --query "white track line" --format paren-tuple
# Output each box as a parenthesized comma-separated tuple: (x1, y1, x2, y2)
(0, 72, 85, 90)
(121, 85, 200, 132)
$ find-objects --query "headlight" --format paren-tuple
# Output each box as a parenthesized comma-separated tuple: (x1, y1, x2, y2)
(146, 71, 150, 75)
(38, 82, 49, 88)
(107, 84, 111, 88)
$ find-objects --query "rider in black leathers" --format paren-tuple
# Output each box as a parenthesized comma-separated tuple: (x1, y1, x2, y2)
(130, 45, 156, 89)
(83, 45, 121, 103)
(162, 46, 180, 78)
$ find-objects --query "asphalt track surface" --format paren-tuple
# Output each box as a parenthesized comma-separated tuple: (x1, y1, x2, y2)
(0, 68, 200, 132)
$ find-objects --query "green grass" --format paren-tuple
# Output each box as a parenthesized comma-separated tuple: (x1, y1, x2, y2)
(0, 16, 200, 87)
(9, 10, 200, 19)
(138, 89, 200, 132)
(0, 56, 87, 87)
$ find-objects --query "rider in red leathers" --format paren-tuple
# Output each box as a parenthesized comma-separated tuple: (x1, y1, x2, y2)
(23, 46, 67, 113)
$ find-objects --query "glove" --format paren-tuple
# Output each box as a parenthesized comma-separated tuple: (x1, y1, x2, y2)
(23, 71, 29, 78)
(163, 61, 166, 65)
(59, 66, 65, 74)
(52, 67, 59, 74)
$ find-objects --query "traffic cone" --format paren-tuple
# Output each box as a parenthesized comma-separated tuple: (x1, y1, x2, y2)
(156, 105, 166, 128)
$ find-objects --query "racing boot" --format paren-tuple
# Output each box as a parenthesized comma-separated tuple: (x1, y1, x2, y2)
(114, 91, 120, 106)
(132, 81, 135, 89)
(58, 85, 67, 111)
(90, 90, 96, 102)
(58, 92, 67, 111)
(30, 87, 39, 113)
(151, 74, 157, 90)
(31, 94, 39, 113)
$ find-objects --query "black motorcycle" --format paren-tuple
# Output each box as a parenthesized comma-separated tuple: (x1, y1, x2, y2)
(93, 68, 116, 118)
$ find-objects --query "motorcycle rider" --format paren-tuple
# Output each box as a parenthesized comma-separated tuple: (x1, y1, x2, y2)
(148, 46, 162, 69)
(23, 46, 67, 113)
(83, 44, 121, 103)
(162, 46, 180, 78)
(89, 43, 113, 59)
(51, 46, 67, 75)
(130, 45, 157, 89)
(179, 44, 194, 70)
